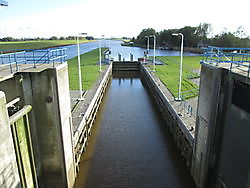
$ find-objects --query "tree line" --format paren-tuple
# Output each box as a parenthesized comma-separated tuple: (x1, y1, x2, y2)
(0, 36, 94, 42)
(132, 23, 250, 48)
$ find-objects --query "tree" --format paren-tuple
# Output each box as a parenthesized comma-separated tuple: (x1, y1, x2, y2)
(134, 28, 156, 46)
(195, 23, 212, 39)
(49, 36, 58, 40)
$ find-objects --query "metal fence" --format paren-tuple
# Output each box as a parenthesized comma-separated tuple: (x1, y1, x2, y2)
(201, 46, 250, 76)
(174, 88, 199, 120)
(0, 48, 67, 73)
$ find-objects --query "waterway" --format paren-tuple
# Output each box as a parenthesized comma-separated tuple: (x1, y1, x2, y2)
(75, 73, 196, 188)
(64, 40, 198, 60)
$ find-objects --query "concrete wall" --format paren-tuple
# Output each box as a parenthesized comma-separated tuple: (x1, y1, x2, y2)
(27, 64, 74, 188)
(0, 91, 20, 188)
(140, 65, 194, 169)
(0, 64, 75, 188)
(191, 64, 224, 188)
(192, 63, 250, 188)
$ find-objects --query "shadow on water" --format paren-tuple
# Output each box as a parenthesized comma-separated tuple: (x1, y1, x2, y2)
(74, 72, 196, 188)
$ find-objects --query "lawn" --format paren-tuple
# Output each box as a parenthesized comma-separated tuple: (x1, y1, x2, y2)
(0, 39, 91, 50)
(67, 48, 108, 90)
(153, 56, 202, 99)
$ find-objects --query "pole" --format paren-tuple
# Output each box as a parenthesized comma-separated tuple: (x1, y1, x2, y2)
(178, 33, 184, 100)
(147, 37, 149, 58)
(77, 36, 83, 100)
(99, 39, 102, 72)
(153, 35, 156, 72)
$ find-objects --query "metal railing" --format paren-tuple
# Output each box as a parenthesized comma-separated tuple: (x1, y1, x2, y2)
(174, 88, 199, 120)
(201, 46, 250, 76)
(0, 48, 67, 73)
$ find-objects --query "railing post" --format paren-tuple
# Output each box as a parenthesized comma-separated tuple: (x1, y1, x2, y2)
(24, 51, 27, 64)
(14, 53, 18, 71)
(9, 54, 13, 73)
(33, 50, 36, 68)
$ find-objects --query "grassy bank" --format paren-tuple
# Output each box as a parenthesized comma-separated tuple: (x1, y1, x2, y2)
(0, 39, 92, 50)
(153, 56, 201, 98)
(67, 48, 108, 90)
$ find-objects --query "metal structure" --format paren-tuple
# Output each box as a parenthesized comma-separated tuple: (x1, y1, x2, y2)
(0, 48, 67, 73)
(172, 33, 184, 101)
(149, 35, 156, 72)
(76, 33, 87, 100)
(0, 0, 8, 6)
(201, 46, 250, 76)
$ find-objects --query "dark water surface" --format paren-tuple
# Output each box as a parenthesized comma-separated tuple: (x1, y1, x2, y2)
(75, 73, 196, 188)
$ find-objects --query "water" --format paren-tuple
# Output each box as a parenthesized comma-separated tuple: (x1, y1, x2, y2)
(62, 40, 198, 61)
(75, 73, 196, 188)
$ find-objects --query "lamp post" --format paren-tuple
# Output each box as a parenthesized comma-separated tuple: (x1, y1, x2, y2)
(99, 35, 104, 72)
(145, 36, 149, 58)
(172, 33, 184, 101)
(149, 35, 156, 72)
(76, 32, 87, 100)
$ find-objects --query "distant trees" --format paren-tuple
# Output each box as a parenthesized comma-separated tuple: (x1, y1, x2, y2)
(0, 35, 95, 41)
(133, 24, 250, 48)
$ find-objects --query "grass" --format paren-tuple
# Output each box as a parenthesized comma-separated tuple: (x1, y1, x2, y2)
(0, 39, 91, 50)
(152, 56, 202, 99)
(67, 48, 108, 90)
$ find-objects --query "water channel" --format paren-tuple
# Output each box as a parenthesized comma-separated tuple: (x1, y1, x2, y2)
(75, 73, 196, 188)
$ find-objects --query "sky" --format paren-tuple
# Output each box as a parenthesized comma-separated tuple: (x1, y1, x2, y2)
(0, 0, 250, 38)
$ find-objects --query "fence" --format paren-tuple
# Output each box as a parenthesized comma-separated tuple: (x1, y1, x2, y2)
(201, 46, 250, 76)
(0, 48, 67, 73)
(174, 89, 199, 120)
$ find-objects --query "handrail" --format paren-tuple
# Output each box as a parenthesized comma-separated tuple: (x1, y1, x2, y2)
(0, 48, 67, 74)
(202, 46, 250, 76)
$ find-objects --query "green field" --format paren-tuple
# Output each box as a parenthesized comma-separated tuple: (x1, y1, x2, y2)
(67, 48, 108, 90)
(0, 39, 91, 50)
(153, 56, 202, 99)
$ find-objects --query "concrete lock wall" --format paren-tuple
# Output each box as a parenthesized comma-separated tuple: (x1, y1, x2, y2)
(191, 64, 224, 188)
(0, 64, 75, 188)
(140, 65, 194, 169)
(27, 64, 75, 188)
(192, 63, 250, 188)
(0, 91, 20, 188)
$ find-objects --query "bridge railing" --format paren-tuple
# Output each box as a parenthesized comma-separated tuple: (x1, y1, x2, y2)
(201, 46, 250, 76)
(0, 48, 67, 73)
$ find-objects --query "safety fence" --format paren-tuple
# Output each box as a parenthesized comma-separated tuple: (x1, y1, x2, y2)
(201, 46, 250, 76)
(0, 48, 67, 73)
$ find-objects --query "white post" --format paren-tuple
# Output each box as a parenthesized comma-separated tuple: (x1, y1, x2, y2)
(150, 35, 156, 72)
(77, 36, 83, 100)
(178, 33, 184, 100)
(147, 37, 149, 57)
(172, 33, 184, 101)
(153, 35, 156, 72)
(99, 39, 102, 72)
(145, 36, 149, 58)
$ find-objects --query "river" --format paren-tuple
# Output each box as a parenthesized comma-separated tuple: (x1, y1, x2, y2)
(64, 40, 198, 61)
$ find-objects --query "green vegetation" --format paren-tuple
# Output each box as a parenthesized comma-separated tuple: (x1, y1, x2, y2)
(0, 39, 91, 50)
(132, 24, 250, 49)
(67, 48, 107, 90)
(152, 56, 201, 98)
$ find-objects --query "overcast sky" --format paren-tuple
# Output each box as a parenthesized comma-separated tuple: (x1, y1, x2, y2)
(0, 0, 250, 38)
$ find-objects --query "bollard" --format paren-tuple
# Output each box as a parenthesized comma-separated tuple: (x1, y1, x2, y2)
(130, 53, 133, 61)
(118, 53, 121, 61)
